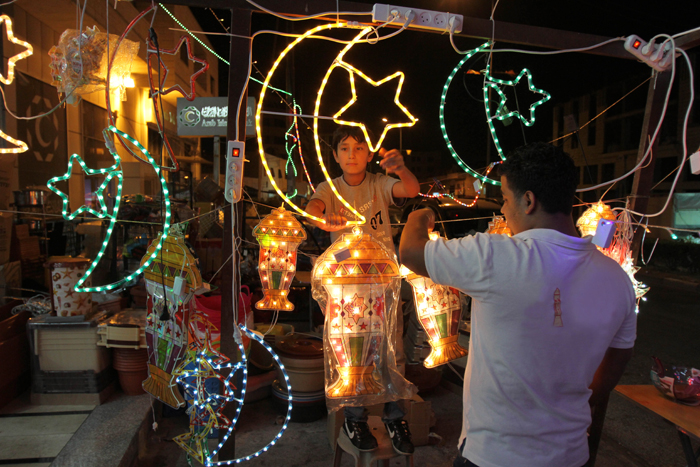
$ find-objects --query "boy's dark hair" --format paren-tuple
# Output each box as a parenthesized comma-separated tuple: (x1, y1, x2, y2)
(331, 126, 373, 153)
(499, 142, 578, 215)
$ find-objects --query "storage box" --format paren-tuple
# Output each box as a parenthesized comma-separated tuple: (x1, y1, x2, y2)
(327, 392, 435, 449)
(96, 309, 147, 349)
(28, 312, 113, 374)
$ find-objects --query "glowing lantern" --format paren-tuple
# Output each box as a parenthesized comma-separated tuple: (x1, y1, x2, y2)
(140, 225, 203, 408)
(253, 206, 306, 311)
(576, 202, 616, 237)
(400, 233, 467, 369)
(312, 227, 401, 398)
(486, 215, 512, 236)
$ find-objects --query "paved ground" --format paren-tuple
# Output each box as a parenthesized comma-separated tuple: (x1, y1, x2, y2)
(130, 269, 699, 467)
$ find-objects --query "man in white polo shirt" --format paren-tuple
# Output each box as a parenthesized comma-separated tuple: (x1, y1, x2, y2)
(399, 142, 636, 467)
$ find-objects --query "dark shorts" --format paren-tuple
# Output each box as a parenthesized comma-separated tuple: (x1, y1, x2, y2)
(453, 456, 589, 467)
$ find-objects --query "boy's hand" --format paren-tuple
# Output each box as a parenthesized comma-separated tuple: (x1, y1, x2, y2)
(322, 212, 349, 231)
(378, 148, 406, 174)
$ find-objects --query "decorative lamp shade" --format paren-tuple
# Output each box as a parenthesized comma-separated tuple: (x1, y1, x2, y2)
(253, 206, 306, 311)
(48, 27, 139, 105)
(140, 227, 203, 408)
(650, 357, 700, 405)
(400, 233, 468, 369)
(312, 227, 400, 398)
(486, 216, 512, 236)
(576, 202, 616, 237)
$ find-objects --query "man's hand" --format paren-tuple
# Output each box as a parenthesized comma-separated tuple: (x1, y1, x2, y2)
(322, 212, 349, 231)
(379, 148, 406, 174)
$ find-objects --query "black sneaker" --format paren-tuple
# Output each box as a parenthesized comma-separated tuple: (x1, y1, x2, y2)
(342, 419, 378, 451)
(385, 419, 414, 455)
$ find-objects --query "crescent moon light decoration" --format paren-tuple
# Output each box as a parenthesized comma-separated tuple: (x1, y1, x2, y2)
(256, 22, 417, 226)
(54, 126, 171, 293)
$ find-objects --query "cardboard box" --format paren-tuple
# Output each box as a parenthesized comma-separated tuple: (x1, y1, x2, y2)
(327, 392, 435, 450)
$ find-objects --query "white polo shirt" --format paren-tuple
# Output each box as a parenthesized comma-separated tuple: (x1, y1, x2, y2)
(424, 229, 636, 467)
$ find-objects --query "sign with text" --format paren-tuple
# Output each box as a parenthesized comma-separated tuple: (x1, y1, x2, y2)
(177, 97, 229, 137)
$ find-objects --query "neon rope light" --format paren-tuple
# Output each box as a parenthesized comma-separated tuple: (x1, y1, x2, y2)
(199, 325, 293, 466)
(483, 64, 551, 161)
(0, 15, 33, 85)
(439, 42, 495, 184)
(327, 27, 418, 153)
(0, 130, 28, 154)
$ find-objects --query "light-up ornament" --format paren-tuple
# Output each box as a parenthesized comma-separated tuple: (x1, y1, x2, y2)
(146, 35, 209, 172)
(327, 28, 418, 153)
(576, 202, 616, 238)
(486, 215, 512, 236)
(482, 65, 551, 179)
(253, 206, 306, 311)
(0, 15, 33, 85)
(60, 125, 170, 294)
(142, 224, 203, 408)
(0, 131, 28, 154)
(312, 226, 401, 398)
(440, 43, 497, 184)
(400, 232, 468, 368)
(48, 26, 139, 104)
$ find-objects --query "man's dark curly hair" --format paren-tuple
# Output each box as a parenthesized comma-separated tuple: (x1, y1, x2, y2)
(331, 126, 373, 154)
(498, 142, 578, 215)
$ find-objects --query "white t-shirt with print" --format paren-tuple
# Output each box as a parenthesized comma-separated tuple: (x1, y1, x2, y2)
(311, 172, 403, 255)
(424, 229, 636, 467)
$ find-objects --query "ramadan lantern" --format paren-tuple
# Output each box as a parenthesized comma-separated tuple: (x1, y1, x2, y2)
(576, 202, 616, 237)
(401, 233, 467, 369)
(141, 225, 203, 408)
(253, 206, 306, 311)
(486, 215, 512, 236)
(312, 227, 401, 399)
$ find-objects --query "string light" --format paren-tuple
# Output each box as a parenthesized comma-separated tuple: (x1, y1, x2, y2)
(483, 65, 551, 161)
(440, 42, 495, 184)
(0, 15, 33, 85)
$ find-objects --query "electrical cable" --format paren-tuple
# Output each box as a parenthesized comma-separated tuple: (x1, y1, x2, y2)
(244, 0, 372, 21)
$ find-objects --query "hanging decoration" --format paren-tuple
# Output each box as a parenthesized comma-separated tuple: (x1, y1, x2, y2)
(174, 322, 294, 466)
(141, 224, 203, 408)
(0, 14, 32, 154)
(440, 42, 495, 184)
(284, 99, 315, 197)
(486, 215, 512, 236)
(0, 14, 33, 85)
(400, 233, 467, 368)
(48, 26, 139, 105)
(483, 65, 551, 165)
(312, 227, 411, 409)
(55, 125, 170, 294)
(576, 201, 616, 237)
(256, 22, 417, 227)
(253, 206, 306, 311)
(146, 35, 209, 172)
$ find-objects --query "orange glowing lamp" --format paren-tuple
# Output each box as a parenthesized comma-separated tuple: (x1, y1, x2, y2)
(486, 216, 512, 236)
(253, 207, 306, 311)
(312, 227, 400, 398)
(576, 202, 616, 237)
(400, 232, 467, 368)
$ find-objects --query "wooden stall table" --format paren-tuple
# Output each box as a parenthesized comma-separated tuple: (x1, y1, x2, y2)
(615, 385, 700, 466)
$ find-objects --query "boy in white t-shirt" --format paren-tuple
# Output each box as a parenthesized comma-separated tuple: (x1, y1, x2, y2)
(400, 142, 636, 467)
(306, 126, 420, 455)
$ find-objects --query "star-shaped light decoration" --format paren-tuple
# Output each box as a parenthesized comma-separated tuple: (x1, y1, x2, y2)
(46, 153, 121, 221)
(332, 62, 418, 153)
(0, 15, 33, 85)
(344, 293, 368, 324)
(146, 36, 209, 172)
(483, 65, 551, 160)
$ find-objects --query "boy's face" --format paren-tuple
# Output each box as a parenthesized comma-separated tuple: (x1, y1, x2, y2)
(333, 135, 373, 177)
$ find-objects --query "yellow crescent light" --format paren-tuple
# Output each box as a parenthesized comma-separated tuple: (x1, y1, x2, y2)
(0, 15, 33, 86)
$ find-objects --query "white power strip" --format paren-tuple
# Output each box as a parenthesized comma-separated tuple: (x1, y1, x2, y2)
(624, 35, 675, 72)
(224, 141, 246, 203)
(372, 3, 463, 33)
